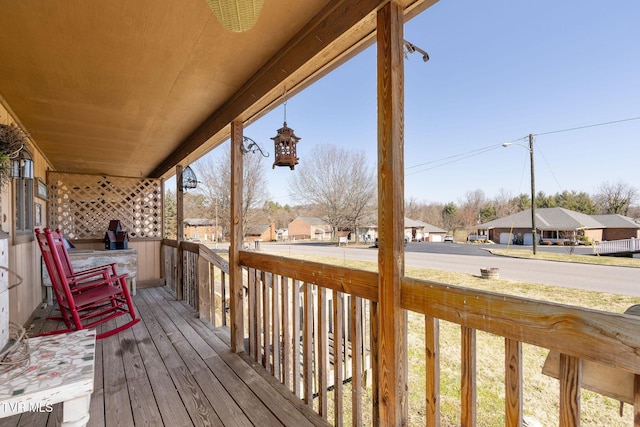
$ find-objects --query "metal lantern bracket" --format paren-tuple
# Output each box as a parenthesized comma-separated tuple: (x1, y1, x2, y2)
(241, 136, 269, 157)
(403, 40, 429, 62)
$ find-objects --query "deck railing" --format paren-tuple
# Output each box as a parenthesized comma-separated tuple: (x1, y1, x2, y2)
(161, 240, 640, 426)
(162, 239, 230, 326)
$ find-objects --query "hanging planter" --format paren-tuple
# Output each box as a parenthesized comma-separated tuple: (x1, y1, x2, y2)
(0, 123, 27, 157)
(0, 123, 28, 187)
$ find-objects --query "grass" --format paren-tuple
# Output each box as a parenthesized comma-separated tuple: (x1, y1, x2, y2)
(262, 248, 640, 426)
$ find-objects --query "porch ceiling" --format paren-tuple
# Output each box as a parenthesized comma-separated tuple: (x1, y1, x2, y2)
(0, 0, 436, 180)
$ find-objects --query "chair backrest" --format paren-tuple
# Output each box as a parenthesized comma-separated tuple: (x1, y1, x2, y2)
(46, 228, 76, 278)
(35, 228, 76, 307)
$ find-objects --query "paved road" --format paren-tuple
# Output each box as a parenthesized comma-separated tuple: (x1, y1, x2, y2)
(261, 242, 640, 297)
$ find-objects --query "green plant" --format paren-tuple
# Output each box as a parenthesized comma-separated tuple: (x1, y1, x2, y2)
(578, 235, 592, 245)
(0, 123, 27, 156)
(0, 123, 28, 187)
(0, 153, 10, 186)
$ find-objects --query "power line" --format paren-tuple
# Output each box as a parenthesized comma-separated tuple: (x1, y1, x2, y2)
(534, 116, 640, 136)
(405, 139, 527, 176)
(404, 114, 639, 177)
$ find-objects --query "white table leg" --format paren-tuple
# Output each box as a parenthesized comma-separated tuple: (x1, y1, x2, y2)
(62, 394, 91, 427)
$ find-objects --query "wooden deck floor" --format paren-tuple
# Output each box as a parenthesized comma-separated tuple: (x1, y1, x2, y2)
(1, 286, 329, 427)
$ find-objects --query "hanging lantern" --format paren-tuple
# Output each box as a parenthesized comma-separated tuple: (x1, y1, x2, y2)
(180, 166, 199, 191)
(271, 122, 300, 170)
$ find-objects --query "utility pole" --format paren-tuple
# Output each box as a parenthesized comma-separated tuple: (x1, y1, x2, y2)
(502, 136, 537, 255)
(529, 134, 537, 255)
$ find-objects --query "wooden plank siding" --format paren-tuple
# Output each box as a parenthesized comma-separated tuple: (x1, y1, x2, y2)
(1, 287, 328, 427)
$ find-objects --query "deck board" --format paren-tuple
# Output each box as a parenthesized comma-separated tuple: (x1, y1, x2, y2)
(0, 287, 329, 427)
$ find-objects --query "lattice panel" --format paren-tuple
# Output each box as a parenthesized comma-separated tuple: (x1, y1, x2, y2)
(48, 172, 162, 240)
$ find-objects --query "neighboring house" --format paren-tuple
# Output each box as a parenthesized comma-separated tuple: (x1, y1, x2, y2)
(288, 216, 332, 240)
(275, 228, 289, 241)
(421, 222, 449, 242)
(403, 217, 447, 242)
(356, 217, 446, 243)
(245, 223, 276, 242)
(477, 207, 640, 244)
(184, 218, 220, 242)
(592, 215, 640, 240)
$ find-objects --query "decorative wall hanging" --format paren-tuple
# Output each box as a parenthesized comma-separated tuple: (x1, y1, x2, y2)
(180, 166, 199, 191)
(204, 0, 264, 32)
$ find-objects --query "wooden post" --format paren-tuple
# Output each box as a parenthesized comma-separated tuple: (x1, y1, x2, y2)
(559, 354, 581, 427)
(376, 2, 407, 425)
(230, 120, 245, 353)
(425, 317, 440, 427)
(461, 326, 477, 427)
(505, 338, 523, 427)
(176, 165, 184, 301)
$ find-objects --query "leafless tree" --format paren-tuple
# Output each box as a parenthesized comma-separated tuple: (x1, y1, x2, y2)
(289, 144, 376, 240)
(594, 180, 638, 215)
(193, 142, 267, 238)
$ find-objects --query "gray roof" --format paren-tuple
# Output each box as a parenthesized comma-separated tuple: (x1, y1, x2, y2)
(184, 218, 214, 226)
(293, 216, 329, 226)
(364, 217, 446, 233)
(405, 217, 447, 233)
(246, 224, 271, 235)
(592, 214, 640, 229)
(479, 207, 604, 231)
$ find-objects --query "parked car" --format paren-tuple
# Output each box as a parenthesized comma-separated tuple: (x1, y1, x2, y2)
(444, 235, 454, 242)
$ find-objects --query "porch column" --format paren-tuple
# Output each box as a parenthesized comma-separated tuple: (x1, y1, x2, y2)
(230, 120, 245, 353)
(376, 2, 407, 426)
(176, 164, 184, 300)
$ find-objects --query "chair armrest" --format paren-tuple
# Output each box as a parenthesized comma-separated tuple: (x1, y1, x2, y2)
(71, 263, 118, 277)
(67, 269, 129, 291)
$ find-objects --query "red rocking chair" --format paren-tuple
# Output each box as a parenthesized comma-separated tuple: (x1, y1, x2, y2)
(35, 227, 140, 339)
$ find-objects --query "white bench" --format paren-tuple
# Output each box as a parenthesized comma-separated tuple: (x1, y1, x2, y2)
(0, 329, 96, 426)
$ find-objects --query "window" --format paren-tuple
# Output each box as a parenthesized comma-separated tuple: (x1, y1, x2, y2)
(14, 175, 34, 243)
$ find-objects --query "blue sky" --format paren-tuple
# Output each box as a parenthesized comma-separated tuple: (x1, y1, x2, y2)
(225, 1, 640, 206)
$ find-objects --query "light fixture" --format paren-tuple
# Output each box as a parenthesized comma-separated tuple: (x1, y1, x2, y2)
(403, 40, 429, 62)
(180, 165, 199, 191)
(204, 0, 264, 32)
(10, 148, 33, 179)
(271, 89, 301, 170)
(241, 136, 269, 157)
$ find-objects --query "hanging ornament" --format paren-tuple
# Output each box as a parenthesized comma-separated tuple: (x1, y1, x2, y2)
(271, 89, 301, 170)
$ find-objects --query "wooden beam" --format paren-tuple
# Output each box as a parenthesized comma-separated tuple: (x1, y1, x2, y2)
(376, 2, 407, 426)
(230, 121, 244, 353)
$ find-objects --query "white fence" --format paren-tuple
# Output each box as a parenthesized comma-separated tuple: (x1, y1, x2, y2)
(593, 237, 640, 255)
